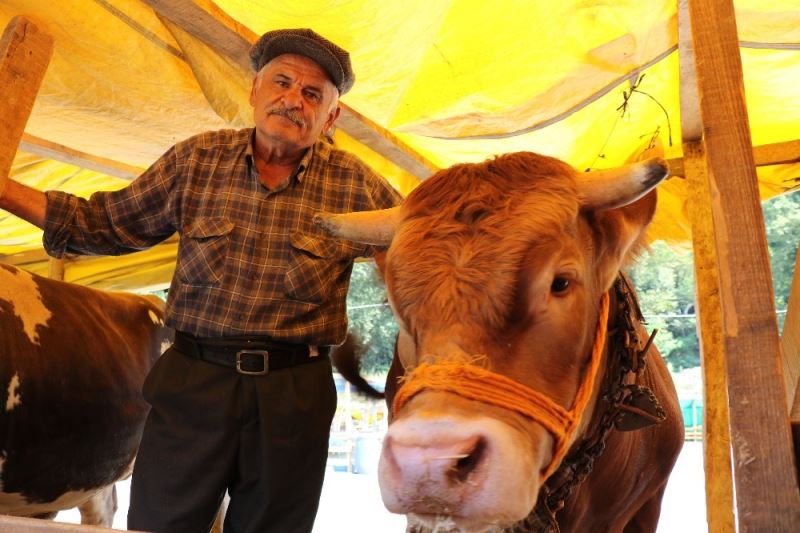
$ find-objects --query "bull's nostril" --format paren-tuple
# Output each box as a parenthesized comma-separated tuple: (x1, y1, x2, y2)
(449, 437, 486, 483)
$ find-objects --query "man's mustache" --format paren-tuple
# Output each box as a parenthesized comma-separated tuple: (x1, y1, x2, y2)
(268, 108, 305, 128)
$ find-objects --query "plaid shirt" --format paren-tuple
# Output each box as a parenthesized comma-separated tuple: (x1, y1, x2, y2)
(44, 128, 402, 344)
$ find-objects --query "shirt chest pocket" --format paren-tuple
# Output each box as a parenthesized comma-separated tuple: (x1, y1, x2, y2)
(177, 218, 235, 287)
(285, 233, 349, 304)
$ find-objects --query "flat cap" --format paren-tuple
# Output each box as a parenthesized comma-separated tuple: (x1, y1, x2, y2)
(249, 28, 355, 95)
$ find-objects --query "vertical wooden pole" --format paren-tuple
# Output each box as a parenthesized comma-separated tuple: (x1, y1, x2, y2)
(782, 248, 800, 409)
(48, 256, 65, 280)
(684, 143, 736, 532)
(688, 0, 800, 529)
(0, 16, 53, 194)
(677, 2, 735, 531)
(783, 249, 800, 470)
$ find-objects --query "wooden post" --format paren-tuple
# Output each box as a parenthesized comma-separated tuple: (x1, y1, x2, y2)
(48, 256, 65, 280)
(784, 249, 800, 470)
(677, 2, 735, 530)
(0, 16, 54, 195)
(684, 142, 736, 532)
(783, 248, 800, 409)
(688, 0, 800, 529)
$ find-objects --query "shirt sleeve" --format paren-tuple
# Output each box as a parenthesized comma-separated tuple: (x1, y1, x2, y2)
(43, 143, 181, 258)
(364, 164, 404, 210)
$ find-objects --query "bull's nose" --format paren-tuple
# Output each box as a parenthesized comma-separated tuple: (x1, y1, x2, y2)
(377, 416, 542, 526)
(383, 434, 488, 487)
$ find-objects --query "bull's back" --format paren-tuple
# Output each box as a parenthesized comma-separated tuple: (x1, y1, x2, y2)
(0, 264, 168, 512)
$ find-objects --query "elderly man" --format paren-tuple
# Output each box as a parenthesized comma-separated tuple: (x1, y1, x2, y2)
(0, 29, 401, 533)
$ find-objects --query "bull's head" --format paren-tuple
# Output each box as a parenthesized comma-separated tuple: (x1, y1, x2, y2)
(315, 153, 667, 532)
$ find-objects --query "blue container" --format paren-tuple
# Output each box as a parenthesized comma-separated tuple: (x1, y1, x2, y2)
(353, 432, 382, 475)
(680, 398, 703, 427)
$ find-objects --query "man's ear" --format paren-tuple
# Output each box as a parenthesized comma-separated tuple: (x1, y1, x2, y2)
(249, 76, 259, 106)
(323, 105, 341, 134)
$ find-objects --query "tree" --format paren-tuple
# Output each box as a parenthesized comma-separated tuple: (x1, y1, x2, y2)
(346, 260, 398, 375)
(628, 242, 699, 371)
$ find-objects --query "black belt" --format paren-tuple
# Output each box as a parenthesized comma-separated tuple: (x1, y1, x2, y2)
(173, 331, 328, 375)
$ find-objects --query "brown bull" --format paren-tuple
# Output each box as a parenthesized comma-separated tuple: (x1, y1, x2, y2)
(316, 151, 683, 532)
(0, 264, 172, 525)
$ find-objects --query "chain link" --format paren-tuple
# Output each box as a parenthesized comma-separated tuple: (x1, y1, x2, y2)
(523, 275, 656, 532)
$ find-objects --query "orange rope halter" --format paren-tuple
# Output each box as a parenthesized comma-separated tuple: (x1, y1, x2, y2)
(392, 291, 610, 479)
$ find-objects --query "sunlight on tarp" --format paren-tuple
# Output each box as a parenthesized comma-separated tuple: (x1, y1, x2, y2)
(0, 0, 798, 290)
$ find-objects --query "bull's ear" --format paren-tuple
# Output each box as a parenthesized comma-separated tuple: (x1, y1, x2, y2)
(589, 140, 665, 286)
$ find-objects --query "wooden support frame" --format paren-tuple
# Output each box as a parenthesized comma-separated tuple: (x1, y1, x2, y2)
(687, 0, 800, 530)
(784, 249, 800, 470)
(785, 248, 800, 408)
(0, 16, 53, 194)
(140, 0, 438, 180)
(19, 134, 145, 181)
(677, 2, 735, 531)
(667, 138, 800, 178)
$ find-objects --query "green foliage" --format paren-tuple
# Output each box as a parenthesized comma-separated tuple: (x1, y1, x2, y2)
(345, 261, 398, 375)
(628, 243, 699, 371)
(628, 189, 800, 371)
(763, 191, 800, 330)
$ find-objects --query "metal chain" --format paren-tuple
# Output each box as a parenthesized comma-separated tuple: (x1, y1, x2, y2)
(522, 275, 655, 532)
(407, 276, 658, 533)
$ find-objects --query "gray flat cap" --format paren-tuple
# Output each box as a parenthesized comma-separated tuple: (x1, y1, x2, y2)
(249, 28, 355, 95)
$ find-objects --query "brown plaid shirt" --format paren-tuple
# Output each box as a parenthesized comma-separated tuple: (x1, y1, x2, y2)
(43, 128, 402, 344)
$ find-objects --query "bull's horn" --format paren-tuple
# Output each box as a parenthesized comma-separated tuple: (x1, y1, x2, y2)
(313, 207, 400, 245)
(577, 157, 669, 210)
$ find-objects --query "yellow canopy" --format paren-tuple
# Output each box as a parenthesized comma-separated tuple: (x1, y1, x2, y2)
(1, 0, 798, 290)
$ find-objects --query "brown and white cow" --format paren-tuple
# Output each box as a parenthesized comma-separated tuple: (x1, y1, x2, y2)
(315, 152, 684, 532)
(0, 263, 171, 525)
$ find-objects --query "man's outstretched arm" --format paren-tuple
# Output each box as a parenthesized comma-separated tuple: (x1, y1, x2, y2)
(0, 179, 47, 229)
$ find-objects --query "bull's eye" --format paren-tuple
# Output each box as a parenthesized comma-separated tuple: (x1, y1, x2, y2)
(551, 277, 570, 293)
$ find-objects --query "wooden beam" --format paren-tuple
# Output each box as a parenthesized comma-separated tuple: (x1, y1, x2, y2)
(667, 139, 800, 178)
(48, 255, 64, 280)
(0, 247, 51, 267)
(0, 16, 54, 195)
(19, 134, 145, 180)
(684, 142, 736, 533)
(688, 0, 800, 529)
(784, 247, 800, 408)
(677, 3, 734, 531)
(140, 0, 438, 179)
(786, 249, 800, 476)
(0, 514, 130, 532)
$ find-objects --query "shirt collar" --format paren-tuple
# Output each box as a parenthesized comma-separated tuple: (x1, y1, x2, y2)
(246, 130, 333, 184)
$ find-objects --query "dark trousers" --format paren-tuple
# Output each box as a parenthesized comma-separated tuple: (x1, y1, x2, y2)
(128, 347, 337, 533)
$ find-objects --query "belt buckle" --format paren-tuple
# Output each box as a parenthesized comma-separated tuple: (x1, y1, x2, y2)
(236, 349, 269, 376)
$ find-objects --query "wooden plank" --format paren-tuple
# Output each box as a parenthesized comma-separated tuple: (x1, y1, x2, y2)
(19, 134, 145, 180)
(684, 142, 736, 533)
(0, 514, 137, 532)
(784, 248, 800, 409)
(48, 256, 64, 280)
(688, 0, 800, 529)
(678, 0, 702, 143)
(0, 16, 54, 195)
(140, 0, 438, 179)
(678, 4, 735, 530)
(666, 139, 800, 178)
(787, 250, 800, 473)
(0, 247, 51, 267)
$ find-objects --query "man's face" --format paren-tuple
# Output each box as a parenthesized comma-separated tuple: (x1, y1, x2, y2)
(250, 54, 340, 153)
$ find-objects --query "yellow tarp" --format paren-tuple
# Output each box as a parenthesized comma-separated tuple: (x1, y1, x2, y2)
(1, 0, 798, 290)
